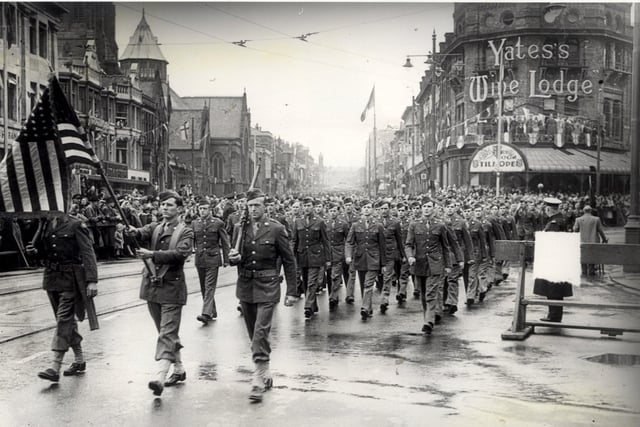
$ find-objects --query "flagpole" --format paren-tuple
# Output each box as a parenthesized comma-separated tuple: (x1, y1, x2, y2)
(191, 116, 195, 193)
(496, 54, 504, 197)
(373, 90, 377, 197)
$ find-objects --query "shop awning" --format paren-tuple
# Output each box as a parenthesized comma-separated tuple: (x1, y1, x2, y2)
(519, 147, 630, 175)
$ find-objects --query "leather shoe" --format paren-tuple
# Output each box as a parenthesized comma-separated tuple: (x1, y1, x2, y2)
(479, 291, 487, 302)
(304, 308, 313, 319)
(63, 362, 86, 376)
(413, 290, 420, 299)
(539, 317, 561, 323)
(37, 368, 59, 382)
(380, 303, 388, 314)
(345, 296, 355, 305)
(421, 323, 433, 335)
(448, 305, 458, 315)
(164, 371, 186, 387)
(249, 385, 264, 402)
(466, 298, 475, 306)
(360, 308, 371, 320)
(329, 299, 337, 311)
(197, 314, 211, 325)
(435, 314, 442, 325)
(148, 380, 164, 396)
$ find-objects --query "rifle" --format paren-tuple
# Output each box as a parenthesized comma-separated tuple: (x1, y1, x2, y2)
(233, 164, 261, 253)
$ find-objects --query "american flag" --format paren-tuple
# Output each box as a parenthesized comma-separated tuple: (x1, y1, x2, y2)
(0, 77, 100, 216)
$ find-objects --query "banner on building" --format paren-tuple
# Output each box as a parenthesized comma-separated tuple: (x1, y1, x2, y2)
(469, 143, 526, 173)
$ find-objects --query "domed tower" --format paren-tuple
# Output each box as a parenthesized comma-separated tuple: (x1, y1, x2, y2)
(119, 9, 168, 83)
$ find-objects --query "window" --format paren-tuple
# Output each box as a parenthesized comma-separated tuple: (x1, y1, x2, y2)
(543, 98, 556, 111)
(116, 139, 128, 164)
(213, 154, 224, 181)
(7, 73, 17, 121)
(39, 22, 47, 58)
(501, 11, 514, 26)
(603, 98, 623, 141)
(116, 103, 128, 127)
(29, 19, 36, 54)
(6, 5, 17, 48)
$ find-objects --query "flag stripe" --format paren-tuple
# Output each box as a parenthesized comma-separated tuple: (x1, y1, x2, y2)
(19, 138, 41, 212)
(5, 150, 23, 212)
(0, 153, 12, 212)
(12, 143, 33, 212)
(47, 140, 65, 211)
(29, 140, 49, 211)
(38, 138, 59, 211)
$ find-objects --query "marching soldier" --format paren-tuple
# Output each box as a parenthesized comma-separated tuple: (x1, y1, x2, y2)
(325, 202, 350, 311)
(341, 198, 360, 303)
(192, 199, 230, 325)
(228, 188, 297, 402)
(28, 213, 98, 382)
(405, 198, 452, 335)
(442, 201, 471, 315)
(466, 204, 490, 305)
(127, 190, 194, 396)
(292, 197, 332, 319)
(394, 202, 412, 304)
(345, 199, 386, 320)
(376, 200, 406, 314)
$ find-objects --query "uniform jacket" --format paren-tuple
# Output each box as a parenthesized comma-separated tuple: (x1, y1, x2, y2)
(442, 219, 464, 264)
(404, 217, 452, 276)
(345, 218, 386, 271)
(326, 217, 350, 262)
(515, 207, 537, 238)
(192, 214, 230, 268)
(379, 216, 406, 262)
(499, 215, 518, 240)
(466, 218, 488, 262)
(232, 218, 297, 303)
(292, 215, 331, 268)
(543, 212, 569, 232)
(573, 213, 607, 243)
(136, 218, 194, 305)
(450, 215, 473, 262)
(37, 216, 98, 322)
(487, 215, 507, 241)
(480, 218, 497, 258)
(225, 210, 241, 236)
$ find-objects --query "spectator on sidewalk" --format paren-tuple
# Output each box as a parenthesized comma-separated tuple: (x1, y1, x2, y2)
(573, 205, 608, 276)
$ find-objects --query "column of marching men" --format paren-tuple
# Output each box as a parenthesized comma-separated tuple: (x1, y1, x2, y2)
(28, 184, 615, 403)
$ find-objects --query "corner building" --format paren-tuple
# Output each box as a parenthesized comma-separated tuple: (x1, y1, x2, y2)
(420, 3, 631, 193)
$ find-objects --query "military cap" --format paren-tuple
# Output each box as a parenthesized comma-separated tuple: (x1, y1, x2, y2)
(265, 196, 275, 204)
(343, 197, 353, 204)
(72, 193, 83, 200)
(159, 190, 181, 203)
(236, 192, 246, 199)
(224, 193, 235, 200)
(312, 198, 322, 206)
(374, 200, 388, 208)
(302, 196, 314, 205)
(197, 199, 211, 206)
(326, 202, 339, 210)
(396, 202, 406, 210)
(360, 199, 372, 207)
(409, 201, 421, 208)
(543, 197, 562, 207)
(246, 188, 265, 201)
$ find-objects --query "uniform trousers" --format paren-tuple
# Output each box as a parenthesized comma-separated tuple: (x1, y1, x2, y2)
(443, 264, 462, 307)
(415, 274, 442, 326)
(396, 261, 411, 297)
(329, 261, 344, 302)
(478, 259, 493, 292)
(341, 260, 350, 288)
(356, 270, 379, 312)
(240, 301, 275, 363)
(345, 263, 357, 298)
(467, 260, 486, 301)
(197, 266, 219, 318)
(47, 290, 82, 352)
(380, 259, 398, 305)
(147, 302, 183, 362)
(302, 267, 322, 312)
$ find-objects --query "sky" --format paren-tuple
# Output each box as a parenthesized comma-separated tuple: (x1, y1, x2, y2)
(115, 2, 455, 168)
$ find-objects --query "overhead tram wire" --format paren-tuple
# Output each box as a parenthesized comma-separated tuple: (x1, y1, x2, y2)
(118, 4, 420, 85)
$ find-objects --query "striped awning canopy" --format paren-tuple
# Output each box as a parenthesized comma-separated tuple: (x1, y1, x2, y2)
(519, 147, 630, 175)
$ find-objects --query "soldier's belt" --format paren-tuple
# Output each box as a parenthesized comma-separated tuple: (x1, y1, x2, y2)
(239, 268, 279, 279)
(45, 261, 78, 272)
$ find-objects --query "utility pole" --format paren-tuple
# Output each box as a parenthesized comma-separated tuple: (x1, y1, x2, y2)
(191, 116, 195, 192)
(430, 29, 437, 196)
(495, 53, 504, 197)
(624, 3, 640, 272)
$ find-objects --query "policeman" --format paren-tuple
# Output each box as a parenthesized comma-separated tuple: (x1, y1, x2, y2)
(228, 188, 297, 403)
(345, 199, 386, 320)
(292, 197, 332, 319)
(533, 197, 573, 322)
(128, 191, 194, 396)
(28, 213, 98, 382)
(192, 199, 230, 325)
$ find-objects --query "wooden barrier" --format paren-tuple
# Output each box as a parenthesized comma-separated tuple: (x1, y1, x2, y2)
(496, 240, 640, 340)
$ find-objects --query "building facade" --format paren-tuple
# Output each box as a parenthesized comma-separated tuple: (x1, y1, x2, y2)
(407, 3, 632, 194)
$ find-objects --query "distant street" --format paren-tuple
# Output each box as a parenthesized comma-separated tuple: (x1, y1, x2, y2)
(0, 227, 638, 426)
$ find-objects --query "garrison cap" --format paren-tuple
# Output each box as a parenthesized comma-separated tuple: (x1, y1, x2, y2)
(246, 188, 265, 202)
(343, 197, 353, 204)
(265, 196, 275, 204)
(224, 193, 235, 200)
(302, 196, 314, 205)
(159, 190, 181, 202)
(72, 193, 83, 200)
(312, 198, 322, 206)
(197, 199, 211, 206)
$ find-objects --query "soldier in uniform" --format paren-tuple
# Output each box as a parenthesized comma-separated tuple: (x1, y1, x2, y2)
(466, 204, 489, 306)
(533, 197, 573, 322)
(376, 200, 405, 314)
(394, 202, 412, 304)
(28, 213, 98, 382)
(228, 188, 297, 403)
(405, 198, 452, 335)
(442, 200, 471, 315)
(292, 197, 332, 319)
(225, 193, 246, 236)
(325, 202, 350, 311)
(341, 198, 359, 303)
(192, 199, 230, 325)
(127, 191, 194, 396)
(345, 199, 386, 320)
